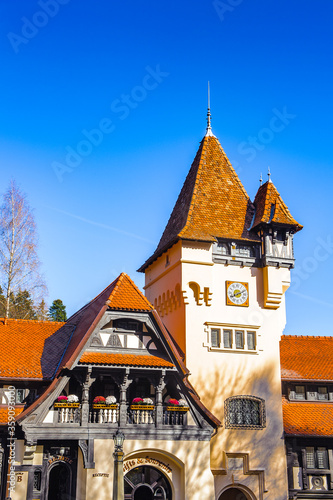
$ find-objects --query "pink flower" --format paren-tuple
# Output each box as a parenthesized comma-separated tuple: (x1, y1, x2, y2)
(168, 398, 179, 406)
(57, 396, 68, 402)
(132, 397, 143, 404)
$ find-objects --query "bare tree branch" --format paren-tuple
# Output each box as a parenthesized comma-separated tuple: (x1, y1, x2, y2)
(0, 180, 47, 318)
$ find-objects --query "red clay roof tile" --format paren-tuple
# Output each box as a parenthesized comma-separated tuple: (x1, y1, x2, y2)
(0, 405, 24, 424)
(139, 135, 258, 270)
(0, 318, 66, 379)
(280, 335, 333, 381)
(282, 397, 333, 436)
(253, 180, 302, 231)
(79, 352, 174, 368)
(108, 273, 153, 311)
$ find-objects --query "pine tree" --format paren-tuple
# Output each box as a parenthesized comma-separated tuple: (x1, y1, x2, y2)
(11, 290, 37, 320)
(49, 299, 67, 322)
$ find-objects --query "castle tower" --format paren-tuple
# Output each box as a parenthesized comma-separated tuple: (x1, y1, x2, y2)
(139, 116, 302, 500)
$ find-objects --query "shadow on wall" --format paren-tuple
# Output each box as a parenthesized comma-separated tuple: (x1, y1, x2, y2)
(192, 357, 286, 489)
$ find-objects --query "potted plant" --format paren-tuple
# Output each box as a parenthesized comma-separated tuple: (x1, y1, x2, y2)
(166, 398, 189, 412)
(54, 395, 80, 408)
(92, 396, 106, 409)
(130, 397, 154, 410)
(105, 396, 118, 409)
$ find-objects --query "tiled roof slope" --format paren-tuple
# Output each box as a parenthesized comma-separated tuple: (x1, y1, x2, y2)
(282, 397, 333, 436)
(108, 273, 153, 311)
(59, 273, 153, 373)
(0, 318, 69, 380)
(139, 135, 257, 271)
(280, 335, 333, 381)
(79, 352, 174, 368)
(0, 406, 24, 424)
(252, 180, 302, 231)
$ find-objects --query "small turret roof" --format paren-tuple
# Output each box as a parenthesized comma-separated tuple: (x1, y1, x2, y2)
(252, 180, 302, 231)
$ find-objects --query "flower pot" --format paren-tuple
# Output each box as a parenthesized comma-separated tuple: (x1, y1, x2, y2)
(54, 402, 80, 408)
(166, 406, 189, 412)
(92, 404, 118, 410)
(130, 405, 155, 410)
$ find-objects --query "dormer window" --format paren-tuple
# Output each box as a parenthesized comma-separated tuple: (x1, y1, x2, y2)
(295, 386, 305, 400)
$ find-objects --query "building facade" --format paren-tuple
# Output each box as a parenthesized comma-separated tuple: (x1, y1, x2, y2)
(0, 115, 331, 500)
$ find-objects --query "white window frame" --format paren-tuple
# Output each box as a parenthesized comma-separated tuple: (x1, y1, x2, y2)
(204, 323, 260, 353)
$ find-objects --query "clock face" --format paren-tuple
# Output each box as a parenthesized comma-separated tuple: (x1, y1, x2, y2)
(226, 281, 249, 307)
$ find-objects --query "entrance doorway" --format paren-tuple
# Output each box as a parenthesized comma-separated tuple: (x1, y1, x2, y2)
(124, 465, 172, 499)
(219, 487, 249, 500)
(47, 462, 71, 500)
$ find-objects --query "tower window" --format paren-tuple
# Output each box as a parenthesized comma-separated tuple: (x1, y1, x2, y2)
(235, 331, 244, 349)
(318, 386, 328, 400)
(225, 396, 266, 429)
(223, 330, 232, 349)
(247, 331, 256, 350)
(211, 329, 220, 347)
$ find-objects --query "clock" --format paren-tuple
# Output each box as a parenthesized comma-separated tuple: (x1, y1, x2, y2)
(226, 281, 249, 307)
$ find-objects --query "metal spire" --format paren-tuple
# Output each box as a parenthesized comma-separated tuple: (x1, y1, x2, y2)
(206, 81, 214, 136)
(268, 167, 271, 182)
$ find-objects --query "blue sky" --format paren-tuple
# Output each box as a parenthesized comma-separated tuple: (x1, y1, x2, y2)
(1, 1, 332, 335)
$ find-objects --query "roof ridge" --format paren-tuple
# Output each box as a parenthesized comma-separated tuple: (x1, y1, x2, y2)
(108, 272, 153, 310)
(179, 138, 207, 237)
(0, 317, 65, 325)
(282, 335, 333, 339)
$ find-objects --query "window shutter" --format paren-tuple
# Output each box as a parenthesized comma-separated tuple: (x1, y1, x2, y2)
(247, 331, 255, 350)
(223, 330, 232, 348)
(306, 448, 315, 468)
(317, 448, 328, 469)
(211, 329, 220, 347)
(235, 331, 244, 349)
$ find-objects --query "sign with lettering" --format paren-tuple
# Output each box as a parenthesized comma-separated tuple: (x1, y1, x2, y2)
(92, 473, 109, 478)
(123, 456, 172, 475)
(48, 455, 73, 465)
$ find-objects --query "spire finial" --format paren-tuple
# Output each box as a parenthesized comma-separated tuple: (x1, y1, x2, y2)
(268, 167, 271, 182)
(206, 81, 213, 136)
(259, 173, 263, 186)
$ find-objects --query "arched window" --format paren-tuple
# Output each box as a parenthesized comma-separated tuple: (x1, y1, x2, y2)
(225, 396, 265, 429)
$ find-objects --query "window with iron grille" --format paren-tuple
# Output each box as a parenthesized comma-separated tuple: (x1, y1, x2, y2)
(33, 469, 42, 491)
(235, 330, 244, 349)
(225, 396, 266, 429)
(211, 329, 220, 348)
(306, 447, 328, 469)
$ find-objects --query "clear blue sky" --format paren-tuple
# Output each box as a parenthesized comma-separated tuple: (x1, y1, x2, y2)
(1, 1, 332, 335)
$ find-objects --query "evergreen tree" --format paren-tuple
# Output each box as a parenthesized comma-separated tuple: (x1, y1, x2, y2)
(35, 299, 49, 321)
(49, 299, 67, 322)
(11, 290, 37, 320)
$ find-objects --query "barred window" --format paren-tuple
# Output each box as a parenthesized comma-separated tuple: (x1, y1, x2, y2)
(223, 329, 232, 349)
(211, 329, 220, 348)
(33, 469, 42, 491)
(225, 396, 266, 429)
(235, 330, 244, 349)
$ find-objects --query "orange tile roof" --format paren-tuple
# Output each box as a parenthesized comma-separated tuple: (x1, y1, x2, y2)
(139, 135, 258, 270)
(108, 273, 153, 311)
(252, 180, 302, 231)
(0, 318, 67, 379)
(79, 352, 174, 368)
(0, 405, 24, 424)
(280, 335, 333, 381)
(282, 397, 333, 436)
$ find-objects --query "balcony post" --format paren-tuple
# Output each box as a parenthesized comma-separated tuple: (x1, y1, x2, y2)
(81, 367, 95, 426)
(155, 370, 166, 427)
(119, 369, 132, 426)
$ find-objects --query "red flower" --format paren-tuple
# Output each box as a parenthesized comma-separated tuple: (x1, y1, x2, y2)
(132, 397, 143, 404)
(168, 398, 179, 406)
(57, 396, 68, 402)
(93, 396, 106, 403)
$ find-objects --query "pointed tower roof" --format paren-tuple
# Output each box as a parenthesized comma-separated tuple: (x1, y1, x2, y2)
(108, 272, 153, 311)
(139, 134, 257, 271)
(252, 180, 302, 231)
